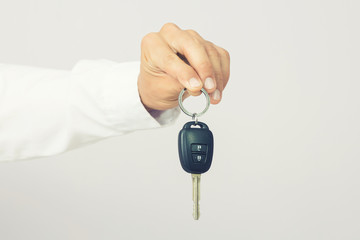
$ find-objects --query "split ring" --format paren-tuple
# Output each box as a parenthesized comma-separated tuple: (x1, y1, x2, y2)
(178, 88, 210, 118)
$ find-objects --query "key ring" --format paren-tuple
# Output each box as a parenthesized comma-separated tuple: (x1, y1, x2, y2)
(178, 88, 210, 122)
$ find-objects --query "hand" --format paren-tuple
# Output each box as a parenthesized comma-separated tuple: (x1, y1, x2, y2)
(137, 23, 230, 111)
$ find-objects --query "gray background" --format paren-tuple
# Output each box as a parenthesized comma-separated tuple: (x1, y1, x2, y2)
(1, 0, 359, 239)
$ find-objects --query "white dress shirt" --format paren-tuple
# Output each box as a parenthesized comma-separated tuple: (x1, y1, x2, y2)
(0, 59, 180, 162)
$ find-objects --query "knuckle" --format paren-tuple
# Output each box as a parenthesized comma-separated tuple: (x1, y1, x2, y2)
(205, 40, 215, 47)
(206, 45, 220, 58)
(141, 32, 158, 47)
(182, 32, 204, 49)
(160, 22, 179, 32)
(186, 29, 200, 37)
(192, 36, 203, 46)
(183, 36, 203, 51)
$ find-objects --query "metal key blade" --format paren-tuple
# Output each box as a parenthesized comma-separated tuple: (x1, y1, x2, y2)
(191, 174, 201, 220)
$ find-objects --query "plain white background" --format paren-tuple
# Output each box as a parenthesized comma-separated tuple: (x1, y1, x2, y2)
(1, 0, 359, 239)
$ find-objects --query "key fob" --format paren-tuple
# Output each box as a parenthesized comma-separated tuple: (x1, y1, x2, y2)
(178, 121, 214, 174)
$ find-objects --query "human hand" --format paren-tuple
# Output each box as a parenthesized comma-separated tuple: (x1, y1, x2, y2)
(138, 23, 230, 111)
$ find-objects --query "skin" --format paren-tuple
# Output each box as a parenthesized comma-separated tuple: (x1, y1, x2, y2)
(138, 23, 230, 111)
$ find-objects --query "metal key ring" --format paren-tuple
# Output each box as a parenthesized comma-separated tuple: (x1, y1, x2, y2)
(178, 88, 210, 119)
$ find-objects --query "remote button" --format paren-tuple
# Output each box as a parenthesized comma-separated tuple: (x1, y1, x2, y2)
(192, 154, 206, 163)
(191, 144, 207, 153)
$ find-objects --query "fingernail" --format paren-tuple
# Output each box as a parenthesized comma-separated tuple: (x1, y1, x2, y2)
(213, 89, 221, 101)
(204, 77, 215, 90)
(189, 78, 201, 88)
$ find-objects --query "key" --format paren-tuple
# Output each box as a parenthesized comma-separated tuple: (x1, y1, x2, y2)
(178, 121, 214, 220)
(192, 174, 201, 220)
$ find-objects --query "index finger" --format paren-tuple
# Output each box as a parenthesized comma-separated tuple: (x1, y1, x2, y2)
(159, 24, 216, 92)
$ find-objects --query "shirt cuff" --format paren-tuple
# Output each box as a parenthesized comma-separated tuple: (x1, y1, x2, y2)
(147, 107, 181, 126)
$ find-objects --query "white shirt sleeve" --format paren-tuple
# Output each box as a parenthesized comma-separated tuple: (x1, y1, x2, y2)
(0, 59, 180, 162)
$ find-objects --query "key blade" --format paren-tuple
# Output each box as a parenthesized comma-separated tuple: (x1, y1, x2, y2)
(191, 174, 201, 220)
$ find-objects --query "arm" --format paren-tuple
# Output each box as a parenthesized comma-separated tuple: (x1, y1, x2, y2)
(0, 23, 230, 162)
(0, 60, 179, 162)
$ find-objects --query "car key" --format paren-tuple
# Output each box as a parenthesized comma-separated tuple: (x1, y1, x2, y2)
(178, 88, 214, 220)
(178, 121, 214, 220)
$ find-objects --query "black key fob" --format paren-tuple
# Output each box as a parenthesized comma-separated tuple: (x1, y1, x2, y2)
(178, 121, 214, 174)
